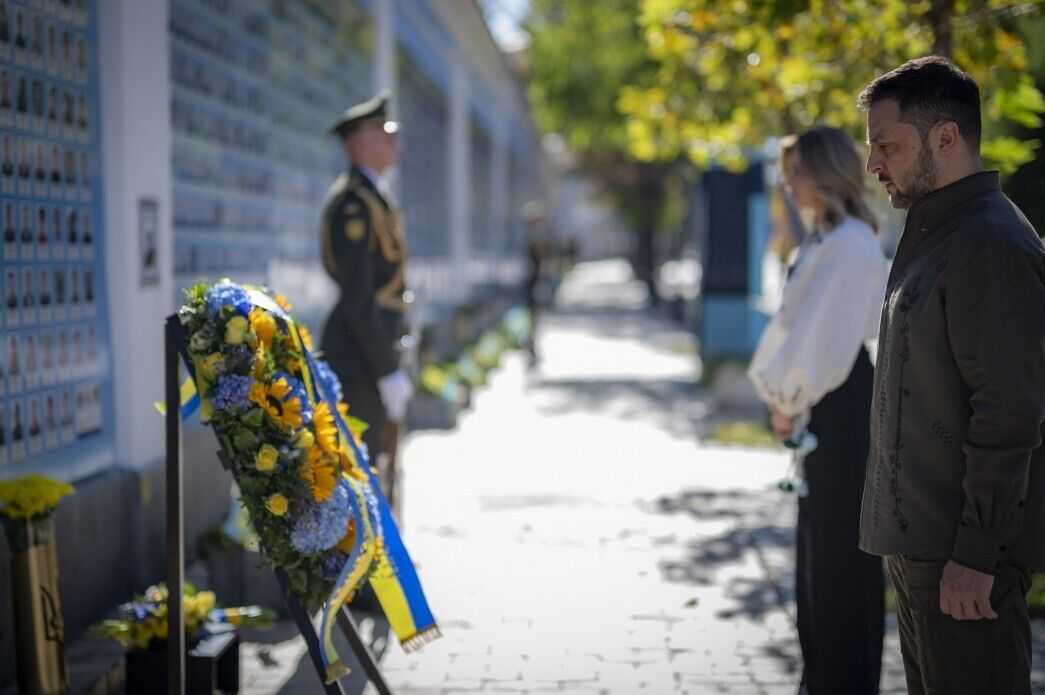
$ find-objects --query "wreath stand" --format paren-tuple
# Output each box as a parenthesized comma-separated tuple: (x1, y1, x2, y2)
(165, 315, 393, 694)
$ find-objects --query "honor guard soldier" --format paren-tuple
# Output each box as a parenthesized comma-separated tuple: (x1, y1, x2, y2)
(320, 90, 413, 507)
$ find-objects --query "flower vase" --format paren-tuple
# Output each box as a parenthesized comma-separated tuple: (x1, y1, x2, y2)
(1, 514, 69, 695)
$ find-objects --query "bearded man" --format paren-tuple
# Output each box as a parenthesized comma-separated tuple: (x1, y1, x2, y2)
(858, 56, 1045, 694)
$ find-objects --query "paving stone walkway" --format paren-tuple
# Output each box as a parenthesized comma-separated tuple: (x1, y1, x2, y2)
(238, 259, 1045, 694)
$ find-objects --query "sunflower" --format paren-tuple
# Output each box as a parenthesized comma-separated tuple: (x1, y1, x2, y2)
(300, 446, 337, 502)
(248, 307, 277, 349)
(278, 333, 303, 373)
(249, 378, 304, 429)
(312, 401, 340, 456)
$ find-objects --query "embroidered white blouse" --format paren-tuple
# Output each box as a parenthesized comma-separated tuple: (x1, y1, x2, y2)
(748, 216, 888, 418)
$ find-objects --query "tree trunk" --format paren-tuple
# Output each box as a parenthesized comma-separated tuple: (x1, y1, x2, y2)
(637, 164, 662, 306)
(929, 0, 954, 58)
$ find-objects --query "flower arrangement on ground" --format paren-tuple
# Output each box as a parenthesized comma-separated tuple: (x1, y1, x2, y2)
(176, 280, 438, 682)
(90, 582, 275, 650)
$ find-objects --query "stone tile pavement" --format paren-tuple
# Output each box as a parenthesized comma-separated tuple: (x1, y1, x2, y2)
(237, 259, 1045, 694)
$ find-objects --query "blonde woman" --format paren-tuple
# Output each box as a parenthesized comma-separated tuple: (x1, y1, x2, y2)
(748, 127, 887, 694)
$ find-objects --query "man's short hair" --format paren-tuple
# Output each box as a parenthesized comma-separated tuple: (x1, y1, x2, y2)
(857, 55, 981, 148)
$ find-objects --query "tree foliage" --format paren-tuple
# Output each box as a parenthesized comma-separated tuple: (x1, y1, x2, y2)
(524, 0, 686, 228)
(620, 0, 1045, 173)
(525, 0, 690, 296)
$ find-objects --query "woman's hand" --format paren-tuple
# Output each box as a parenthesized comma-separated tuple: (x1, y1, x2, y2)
(770, 410, 797, 439)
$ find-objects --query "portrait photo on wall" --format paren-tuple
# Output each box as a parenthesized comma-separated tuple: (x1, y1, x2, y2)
(4, 267, 18, 324)
(44, 391, 58, 449)
(27, 395, 41, 456)
(10, 399, 25, 461)
(7, 334, 21, 393)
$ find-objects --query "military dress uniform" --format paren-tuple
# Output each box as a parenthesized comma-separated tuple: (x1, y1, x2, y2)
(319, 93, 409, 471)
(319, 166, 408, 461)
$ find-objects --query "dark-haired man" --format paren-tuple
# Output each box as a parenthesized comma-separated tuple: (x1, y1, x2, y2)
(320, 90, 413, 504)
(858, 56, 1045, 693)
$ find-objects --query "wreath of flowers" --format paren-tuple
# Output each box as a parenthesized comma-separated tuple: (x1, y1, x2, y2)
(178, 281, 371, 604)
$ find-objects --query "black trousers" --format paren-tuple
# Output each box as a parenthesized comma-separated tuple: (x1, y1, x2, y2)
(887, 551, 1032, 694)
(796, 349, 884, 694)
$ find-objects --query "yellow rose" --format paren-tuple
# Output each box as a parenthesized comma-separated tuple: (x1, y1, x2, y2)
(224, 315, 249, 345)
(292, 428, 315, 451)
(255, 444, 280, 471)
(265, 493, 288, 516)
(254, 444, 279, 472)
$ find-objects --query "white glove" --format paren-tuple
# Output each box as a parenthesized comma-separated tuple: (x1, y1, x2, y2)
(377, 369, 414, 422)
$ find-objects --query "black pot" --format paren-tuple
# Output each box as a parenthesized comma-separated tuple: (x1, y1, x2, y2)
(124, 629, 240, 694)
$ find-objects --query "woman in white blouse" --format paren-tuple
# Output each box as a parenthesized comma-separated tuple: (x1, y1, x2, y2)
(748, 127, 887, 695)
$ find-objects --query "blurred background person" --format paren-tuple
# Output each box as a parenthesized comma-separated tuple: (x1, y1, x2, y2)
(522, 199, 551, 366)
(747, 126, 888, 694)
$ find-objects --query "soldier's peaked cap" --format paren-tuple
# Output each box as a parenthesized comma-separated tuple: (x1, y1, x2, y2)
(329, 89, 398, 138)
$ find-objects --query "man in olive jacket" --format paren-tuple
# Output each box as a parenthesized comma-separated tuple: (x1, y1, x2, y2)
(858, 56, 1045, 693)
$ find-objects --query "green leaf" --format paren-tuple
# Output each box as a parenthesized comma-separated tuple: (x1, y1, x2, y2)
(241, 408, 265, 429)
(232, 427, 260, 454)
(346, 415, 370, 436)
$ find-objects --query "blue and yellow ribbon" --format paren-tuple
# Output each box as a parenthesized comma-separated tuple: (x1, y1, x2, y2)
(153, 376, 200, 420)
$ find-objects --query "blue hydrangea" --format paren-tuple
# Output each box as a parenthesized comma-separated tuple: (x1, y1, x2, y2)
(313, 360, 343, 403)
(289, 481, 351, 554)
(275, 371, 313, 425)
(319, 551, 348, 582)
(212, 374, 253, 412)
(204, 282, 253, 317)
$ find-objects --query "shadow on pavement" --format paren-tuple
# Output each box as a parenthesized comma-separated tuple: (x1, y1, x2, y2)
(652, 488, 797, 615)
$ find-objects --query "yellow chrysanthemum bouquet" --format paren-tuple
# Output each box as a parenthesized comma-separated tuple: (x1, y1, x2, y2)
(0, 474, 74, 551)
(177, 281, 370, 604)
(0, 474, 74, 522)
